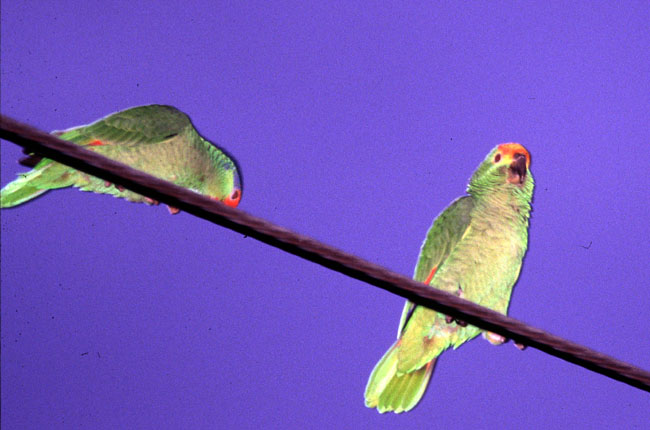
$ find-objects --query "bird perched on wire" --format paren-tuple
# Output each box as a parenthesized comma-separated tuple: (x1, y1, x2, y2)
(0, 104, 242, 213)
(365, 143, 534, 413)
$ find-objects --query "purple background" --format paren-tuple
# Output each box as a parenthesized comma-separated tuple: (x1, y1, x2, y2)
(2, 2, 649, 428)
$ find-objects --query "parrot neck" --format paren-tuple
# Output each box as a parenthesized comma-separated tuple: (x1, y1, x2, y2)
(470, 186, 533, 227)
(467, 171, 534, 225)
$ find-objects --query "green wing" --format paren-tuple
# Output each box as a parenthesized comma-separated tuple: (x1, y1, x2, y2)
(365, 196, 475, 412)
(59, 104, 193, 146)
(17, 105, 194, 168)
(397, 196, 474, 336)
(1, 105, 197, 208)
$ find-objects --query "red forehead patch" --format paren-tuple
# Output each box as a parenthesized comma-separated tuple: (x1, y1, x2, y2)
(497, 143, 530, 168)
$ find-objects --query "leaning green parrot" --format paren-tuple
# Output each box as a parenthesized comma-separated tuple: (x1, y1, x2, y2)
(0, 104, 242, 213)
(365, 143, 534, 413)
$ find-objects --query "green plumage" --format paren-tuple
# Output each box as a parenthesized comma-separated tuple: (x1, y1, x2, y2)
(1, 105, 242, 209)
(365, 143, 534, 413)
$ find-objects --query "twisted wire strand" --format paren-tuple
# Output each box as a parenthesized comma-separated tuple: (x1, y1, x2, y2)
(1, 113, 648, 392)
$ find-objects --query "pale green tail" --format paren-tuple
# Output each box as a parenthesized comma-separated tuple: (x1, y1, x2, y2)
(365, 341, 436, 413)
(1, 160, 76, 208)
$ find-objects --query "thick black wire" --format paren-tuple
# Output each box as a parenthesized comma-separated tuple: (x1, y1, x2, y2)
(1, 113, 649, 393)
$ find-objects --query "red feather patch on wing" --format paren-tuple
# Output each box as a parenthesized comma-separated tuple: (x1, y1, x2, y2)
(424, 266, 438, 285)
(87, 140, 105, 146)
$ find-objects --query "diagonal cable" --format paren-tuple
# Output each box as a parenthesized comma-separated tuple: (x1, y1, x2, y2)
(1, 113, 648, 393)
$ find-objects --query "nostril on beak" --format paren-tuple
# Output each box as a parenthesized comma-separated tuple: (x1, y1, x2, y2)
(514, 153, 526, 162)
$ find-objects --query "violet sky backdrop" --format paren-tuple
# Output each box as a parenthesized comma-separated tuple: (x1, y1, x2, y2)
(1, 1, 649, 428)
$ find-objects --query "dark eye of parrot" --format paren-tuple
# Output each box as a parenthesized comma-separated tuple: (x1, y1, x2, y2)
(494, 153, 501, 163)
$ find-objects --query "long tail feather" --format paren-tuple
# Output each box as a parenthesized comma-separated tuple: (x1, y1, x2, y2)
(365, 341, 436, 413)
(1, 161, 76, 208)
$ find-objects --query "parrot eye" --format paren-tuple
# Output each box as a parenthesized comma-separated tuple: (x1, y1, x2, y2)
(494, 153, 501, 163)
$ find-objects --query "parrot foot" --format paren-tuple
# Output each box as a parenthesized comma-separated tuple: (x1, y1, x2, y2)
(104, 182, 126, 193)
(19, 150, 43, 167)
(144, 197, 159, 205)
(484, 331, 507, 346)
(445, 315, 468, 327)
(443, 286, 468, 326)
(514, 342, 527, 351)
(482, 333, 526, 349)
(167, 205, 180, 215)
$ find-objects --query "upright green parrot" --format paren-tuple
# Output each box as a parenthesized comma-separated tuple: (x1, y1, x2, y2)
(0, 105, 242, 213)
(365, 143, 534, 413)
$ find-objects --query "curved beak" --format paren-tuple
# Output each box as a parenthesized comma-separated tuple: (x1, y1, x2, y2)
(223, 188, 241, 208)
(507, 153, 527, 185)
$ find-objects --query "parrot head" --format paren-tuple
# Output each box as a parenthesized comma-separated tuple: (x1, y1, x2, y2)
(220, 167, 242, 208)
(496, 143, 530, 185)
(467, 143, 533, 197)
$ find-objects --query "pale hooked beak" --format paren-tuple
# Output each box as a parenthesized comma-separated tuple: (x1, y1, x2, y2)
(507, 153, 527, 185)
(223, 188, 241, 208)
